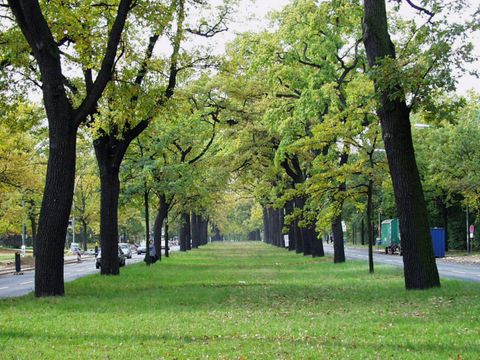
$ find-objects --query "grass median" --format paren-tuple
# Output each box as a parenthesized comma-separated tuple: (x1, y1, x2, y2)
(0, 242, 479, 359)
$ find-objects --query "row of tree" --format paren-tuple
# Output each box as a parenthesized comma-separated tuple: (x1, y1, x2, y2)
(0, 0, 478, 297)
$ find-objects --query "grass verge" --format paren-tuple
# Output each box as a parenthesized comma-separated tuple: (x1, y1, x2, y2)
(0, 242, 479, 359)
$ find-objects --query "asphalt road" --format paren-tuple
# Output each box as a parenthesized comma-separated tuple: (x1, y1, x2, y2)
(323, 244, 480, 282)
(0, 247, 179, 299)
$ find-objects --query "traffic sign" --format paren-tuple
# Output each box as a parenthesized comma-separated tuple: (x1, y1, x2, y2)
(469, 224, 474, 234)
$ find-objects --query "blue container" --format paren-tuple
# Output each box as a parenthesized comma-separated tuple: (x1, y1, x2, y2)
(430, 228, 445, 258)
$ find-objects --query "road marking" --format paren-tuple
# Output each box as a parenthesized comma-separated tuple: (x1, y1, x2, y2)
(451, 271, 467, 275)
(20, 281, 33, 285)
(0, 286, 8, 290)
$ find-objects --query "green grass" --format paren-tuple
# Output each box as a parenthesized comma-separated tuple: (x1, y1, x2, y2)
(0, 254, 14, 261)
(1, 242, 479, 359)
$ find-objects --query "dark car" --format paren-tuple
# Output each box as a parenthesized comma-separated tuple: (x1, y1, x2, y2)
(96, 246, 126, 269)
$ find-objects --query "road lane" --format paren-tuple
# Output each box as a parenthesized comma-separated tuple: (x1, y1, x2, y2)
(323, 244, 480, 282)
(0, 246, 179, 299)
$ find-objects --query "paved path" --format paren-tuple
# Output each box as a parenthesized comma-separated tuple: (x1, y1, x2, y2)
(0, 247, 179, 299)
(323, 244, 480, 282)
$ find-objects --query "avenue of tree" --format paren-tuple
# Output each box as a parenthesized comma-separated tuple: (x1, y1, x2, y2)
(0, 0, 478, 296)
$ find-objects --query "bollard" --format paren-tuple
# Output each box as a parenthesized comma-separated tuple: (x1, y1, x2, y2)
(15, 252, 22, 274)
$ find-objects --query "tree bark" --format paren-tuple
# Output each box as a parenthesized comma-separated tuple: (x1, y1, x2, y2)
(367, 179, 374, 273)
(144, 188, 151, 265)
(363, 0, 440, 289)
(164, 219, 169, 258)
(295, 197, 311, 256)
(179, 212, 191, 251)
(200, 218, 208, 245)
(94, 135, 129, 275)
(35, 126, 77, 296)
(191, 213, 201, 248)
(331, 214, 346, 263)
(28, 210, 37, 257)
(361, 218, 365, 245)
(153, 194, 168, 261)
(81, 220, 88, 252)
(263, 206, 270, 244)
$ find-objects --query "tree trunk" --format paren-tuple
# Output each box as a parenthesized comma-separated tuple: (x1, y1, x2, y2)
(331, 214, 345, 263)
(293, 203, 304, 254)
(363, 0, 440, 289)
(200, 218, 208, 245)
(294, 197, 311, 256)
(308, 225, 324, 257)
(278, 208, 285, 248)
(263, 206, 270, 244)
(81, 220, 88, 252)
(191, 213, 201, 249)
(179, 212, 190, 251)
(153, 194, 167, 261)
(35, 125, 77, 297)
(143, 188, 151, 265)
(29, 212, 37, 257)
(164, 218, 169, 258)
(367, 179, 374, 273)
(361, 218, 365, 245)
(94, 136, 127, 275)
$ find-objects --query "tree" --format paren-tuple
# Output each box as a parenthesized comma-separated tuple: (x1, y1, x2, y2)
(5, 0, 134, 296)
(362, 0, 440, 289)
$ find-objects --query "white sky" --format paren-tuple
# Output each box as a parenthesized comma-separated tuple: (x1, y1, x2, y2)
(201, 0, 479, 95)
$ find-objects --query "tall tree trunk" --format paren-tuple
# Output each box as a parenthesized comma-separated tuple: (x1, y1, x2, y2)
(361, 218, 365, 245)
(153, 194, 167, 261)
(29, 212, 37, 257)
(263, 206, 270, 244)
(367, 179, 374, 273)
(35, 126, 77, 296)
(200, 218, 208, 245)
(331, 214, 345, 263)
(179, 212, 190, 251)
(164, 218, 169, 258)
(308, 225, 324, 257)
(191, 213, 201, 249)
(363, 0, 440, 289)
(295, 197, 311, 256)
(293, 201, 304, 254)
(81, 220, 88, 252)
(94, 136, 128, 275)
(97, 162, 121, 275)
(278, 208, 285, 248)
(331, 152, 348, 263)
(144, 188, 151, 265)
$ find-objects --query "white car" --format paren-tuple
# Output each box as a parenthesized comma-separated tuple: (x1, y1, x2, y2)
(119, 243, 132, 259)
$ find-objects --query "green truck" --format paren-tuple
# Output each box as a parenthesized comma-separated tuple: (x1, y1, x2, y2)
(381, 218, 401, 254)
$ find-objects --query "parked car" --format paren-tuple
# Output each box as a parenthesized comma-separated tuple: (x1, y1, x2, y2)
(136, 245, 147, 255)
(95, 246, 126, 269)
(119, 243, 132, 259)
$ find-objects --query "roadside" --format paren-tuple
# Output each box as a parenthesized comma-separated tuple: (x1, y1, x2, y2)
(342, 243, 480, 265)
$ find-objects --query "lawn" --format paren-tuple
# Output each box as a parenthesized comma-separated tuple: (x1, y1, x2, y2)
(0, 242, 479, 359)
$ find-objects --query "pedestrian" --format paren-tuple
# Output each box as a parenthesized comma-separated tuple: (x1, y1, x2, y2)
(94, 242, 99, 257)
(149, 241, 158, 263)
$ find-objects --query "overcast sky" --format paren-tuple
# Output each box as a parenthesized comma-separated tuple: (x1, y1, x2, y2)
(205, 0, 479, 95)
